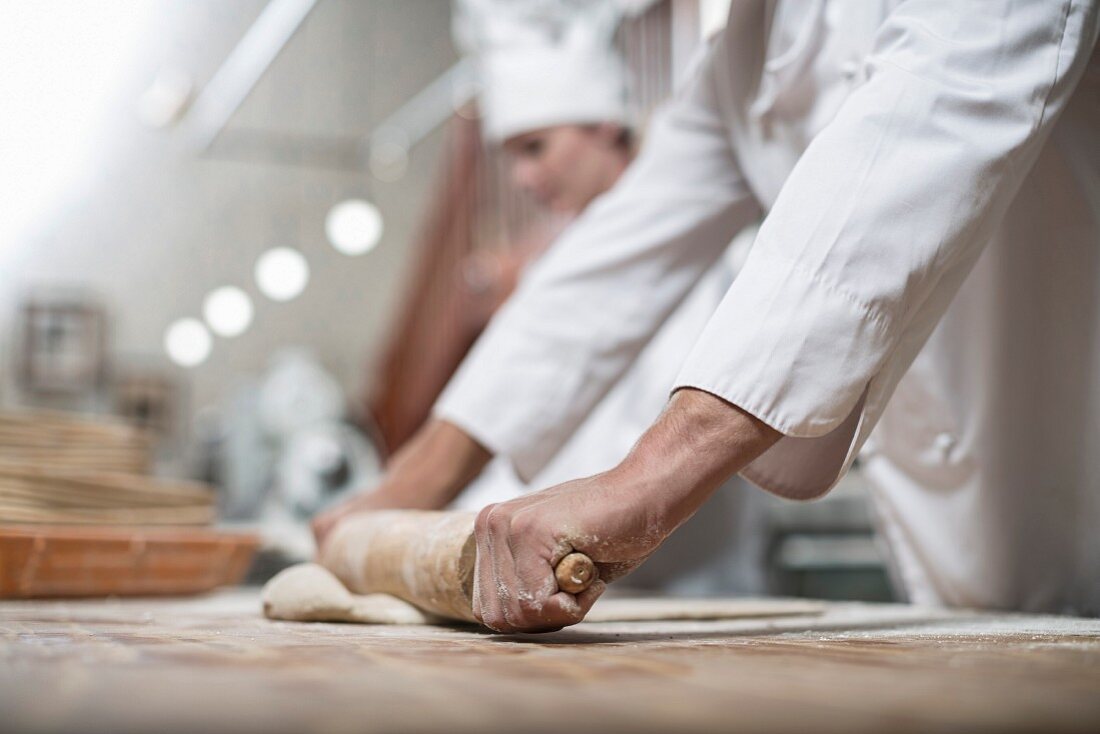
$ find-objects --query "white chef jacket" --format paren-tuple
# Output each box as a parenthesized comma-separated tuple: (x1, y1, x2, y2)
(437, 0, 1100, 613)
(453, 234, 774, 596)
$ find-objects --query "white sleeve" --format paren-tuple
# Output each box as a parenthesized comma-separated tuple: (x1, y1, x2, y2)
(676, 0, 1099, 445)
(434, 40, 763, 479)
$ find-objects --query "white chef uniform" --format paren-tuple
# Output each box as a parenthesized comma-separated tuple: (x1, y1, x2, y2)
(438, 0, 1100, 613)
(449, 0, 775, 595)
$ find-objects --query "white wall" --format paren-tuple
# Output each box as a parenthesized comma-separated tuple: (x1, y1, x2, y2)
(0, 1, 457, 436)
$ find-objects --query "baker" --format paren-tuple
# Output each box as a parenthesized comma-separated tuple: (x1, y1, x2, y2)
(316, 0, 774, 597)
(321, 1, 1100, 632)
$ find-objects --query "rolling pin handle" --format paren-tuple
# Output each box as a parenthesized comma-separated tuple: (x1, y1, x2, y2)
(554, 552, 597, 594)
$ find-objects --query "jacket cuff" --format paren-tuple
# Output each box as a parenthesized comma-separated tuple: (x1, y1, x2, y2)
(674, 245, 893, 440)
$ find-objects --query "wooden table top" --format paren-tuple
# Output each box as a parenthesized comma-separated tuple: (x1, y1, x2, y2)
(2, 591, 1099, 734)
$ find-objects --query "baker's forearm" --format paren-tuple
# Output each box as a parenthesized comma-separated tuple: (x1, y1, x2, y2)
(381, 419, 493, 508)
(612, 387, 781, 533)
(468, 387, 782, 632)
(312, 419, 491, 546)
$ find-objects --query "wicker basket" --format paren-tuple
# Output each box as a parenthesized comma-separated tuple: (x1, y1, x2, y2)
(0, 524, 258, 598)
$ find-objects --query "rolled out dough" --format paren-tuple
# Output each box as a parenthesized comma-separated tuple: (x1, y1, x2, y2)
(262, 563, 440, 624)
(262, 563, 826, 625)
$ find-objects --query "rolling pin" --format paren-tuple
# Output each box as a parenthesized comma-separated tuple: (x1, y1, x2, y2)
(319, 510, 597, 623)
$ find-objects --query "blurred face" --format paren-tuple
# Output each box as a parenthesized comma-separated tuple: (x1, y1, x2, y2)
(503, 123, 629, 215)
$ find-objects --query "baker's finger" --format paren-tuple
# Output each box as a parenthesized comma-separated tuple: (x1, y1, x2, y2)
(486, 505, 539, 632)
(504, 532, 569, 630)
(471, 504, 494, 625)
(471, 535, 486, 623)
(518, 589, 590, 632)
(515, 564, 606, 633)
(473, 504, 515, 633)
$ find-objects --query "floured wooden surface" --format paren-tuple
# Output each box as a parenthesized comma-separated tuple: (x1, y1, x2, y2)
(3, 590, 1099, 734)
(262, 562, 824, 625)
(586, 596, 825, 622)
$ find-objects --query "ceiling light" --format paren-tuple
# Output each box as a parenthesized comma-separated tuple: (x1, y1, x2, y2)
(164, 318, 212, 367)
(325, 199, 384, 255)
(255, 247, 309, 301)
(202, 286, 253, 337)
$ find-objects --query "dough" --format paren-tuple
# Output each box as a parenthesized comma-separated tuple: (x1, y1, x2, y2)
(262, 563, 825, 625)
(320, 511, 478, 622)
(262, 563, 440, 625)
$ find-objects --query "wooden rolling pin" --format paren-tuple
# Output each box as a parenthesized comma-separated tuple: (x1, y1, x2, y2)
(319, 510, 597, 623)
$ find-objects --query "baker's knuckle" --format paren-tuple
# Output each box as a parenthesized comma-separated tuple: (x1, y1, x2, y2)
(508, 511, 537, 537)
(474, 504, 495, 534)
(516, 598, 540, 617)
(491, 612, 514, 633)
(485, 508, 513, 536)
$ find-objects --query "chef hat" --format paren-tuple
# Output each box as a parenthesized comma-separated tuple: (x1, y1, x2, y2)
(454, 0, 630, 142)
(479, 42, 629, 142)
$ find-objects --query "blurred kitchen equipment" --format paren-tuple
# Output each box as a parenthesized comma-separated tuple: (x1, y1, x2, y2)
(275, 421, 379, 519)
(112, 369, 178, 439)
(17, 297, 108, 399)
(258, 350, 382, 521)
(767, 469, 896, 602)
(250, 350, 383, 563)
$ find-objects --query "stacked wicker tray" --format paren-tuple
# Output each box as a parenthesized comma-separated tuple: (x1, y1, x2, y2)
(0, 410, 153, 475)
(0, 460, 216, 526)
(0, 411, 257, 597)
(0, 410, 215, 525)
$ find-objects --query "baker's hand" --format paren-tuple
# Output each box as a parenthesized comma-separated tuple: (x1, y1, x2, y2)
(310, 482, 412, 550)
(471, 469, 670, 633)
(311, 419, 492, 550)
(471, 388, 782, 634)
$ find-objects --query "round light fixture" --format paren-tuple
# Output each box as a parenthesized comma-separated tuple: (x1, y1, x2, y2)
(255, 247, 309, 301)
(202, 286, 253, 337)
(325, 199, 383, 255)
(164, 318, 212, 367)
